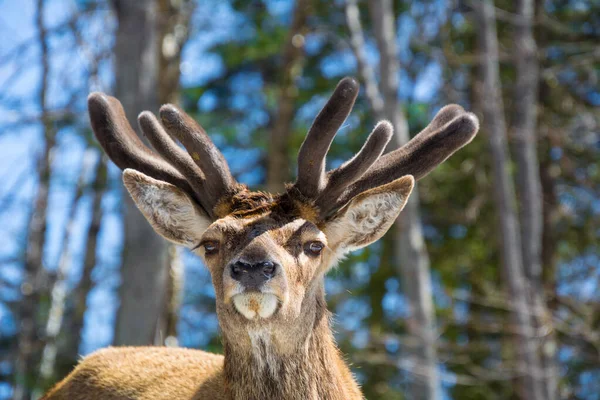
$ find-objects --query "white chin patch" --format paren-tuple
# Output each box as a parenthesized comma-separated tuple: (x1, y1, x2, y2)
(232, 293, 278, 320)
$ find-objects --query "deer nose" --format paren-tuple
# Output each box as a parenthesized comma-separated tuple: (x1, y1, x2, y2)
(230, 260, 277, 289)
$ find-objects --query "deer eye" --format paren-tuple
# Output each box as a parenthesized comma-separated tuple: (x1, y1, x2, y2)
(201, 241, 220, 256)
(305, 241, 324, 256)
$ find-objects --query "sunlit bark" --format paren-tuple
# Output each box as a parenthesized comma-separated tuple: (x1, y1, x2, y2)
(513, 0, 558, 398)
(475, 1, 545, 398)
(266, 0, 310, 192)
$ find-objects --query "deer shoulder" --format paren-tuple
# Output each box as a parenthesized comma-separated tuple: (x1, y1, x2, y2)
(43, 347, 225, 400)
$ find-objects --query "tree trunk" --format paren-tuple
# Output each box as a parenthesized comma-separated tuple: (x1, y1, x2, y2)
(112, 0, 170, 346)
(367, 1, 439, 398)
(513, 0, 557, 398)
(152, 0, 193, 344)
(13, 0, 54, 397)
(344, 0, 384, 120)
(156, 245, 184, 346)
(475, 1, 544, 398)
(36, 156, 92, 393)
(266, 0, 310, 193)
(515, 0, 542, 286)
(66, 158, 107, 362)
(156, 0, 193, 106)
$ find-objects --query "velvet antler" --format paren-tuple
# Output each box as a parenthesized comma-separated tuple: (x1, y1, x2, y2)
(89, 77, 478, 221)
(291, 77, 479, 219)
(88, 93, 241, 219)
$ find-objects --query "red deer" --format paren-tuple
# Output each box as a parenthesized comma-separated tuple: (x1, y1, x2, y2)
(43, 77, 478, 399)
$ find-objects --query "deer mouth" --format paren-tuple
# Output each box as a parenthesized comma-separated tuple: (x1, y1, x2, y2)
(232, 292, 279, 320)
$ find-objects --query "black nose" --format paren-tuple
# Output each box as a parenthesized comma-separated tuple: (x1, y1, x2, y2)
(230, 260, 277, 289)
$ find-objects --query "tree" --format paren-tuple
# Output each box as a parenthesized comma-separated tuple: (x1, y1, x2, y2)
(266, 0, 310, 192)
(475, 1, 545, 398)
(111, 0, 170, 346)
(513, 0, 557, 397)
(346, 0, 439, 397)
(13, 0, 54, 397)
(111, 0, 192, 346)
(35, 155, 107, 395)
(63, 159, 108, 368)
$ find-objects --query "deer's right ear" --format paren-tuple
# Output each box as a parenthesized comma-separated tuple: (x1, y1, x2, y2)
(122, 169, 212, 246)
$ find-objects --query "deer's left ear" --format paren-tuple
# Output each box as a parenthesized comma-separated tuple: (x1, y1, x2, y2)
(322, 175, 414, 255)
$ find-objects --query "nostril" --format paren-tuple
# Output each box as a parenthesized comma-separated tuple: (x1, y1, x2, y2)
(231, 261, 251, 280)
(231, 260, 277, 286)
(260, 261, 276, 278)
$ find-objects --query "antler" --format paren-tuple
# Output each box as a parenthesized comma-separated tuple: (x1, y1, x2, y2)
(291, 77, 479, 219)
(88, 77, 477, 222)
(88, 93, 241, 219)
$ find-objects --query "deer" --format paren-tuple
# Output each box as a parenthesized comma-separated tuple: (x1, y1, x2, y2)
(42, 77, 478, 400)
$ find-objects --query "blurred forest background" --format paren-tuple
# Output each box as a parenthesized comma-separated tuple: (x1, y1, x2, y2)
(0, 0, 598, 399)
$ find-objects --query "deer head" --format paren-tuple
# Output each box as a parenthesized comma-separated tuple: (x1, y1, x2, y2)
(88, 77, 478, 371)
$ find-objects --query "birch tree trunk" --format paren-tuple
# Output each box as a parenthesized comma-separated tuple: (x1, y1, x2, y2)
(14, 0, 54, 397)
(367, 1, 439, 398)
(157, 246, 184, 346)
(344, 0, 383, 120)
(66, 159, 107, 363)
(157, 0, 192, 106)
(515, 0, 542, 287)
(475, 1, 544, 398)
(112, 0, 170, 346)
(36, 156, 92, 392)
(152, 0, 193, 345)
(513, 1, 557, 397)
(266, 0, 310, 193)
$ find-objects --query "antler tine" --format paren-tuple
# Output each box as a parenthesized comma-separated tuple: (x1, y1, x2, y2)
(294, 77, 360, 198)
(373, 108, 478, 180)
(333, 109, 479, 212)
(415, 104, 466, 137)
(137, 111, 217, 217)
(88, 93, 195, 198)
(316, 120, 393, 208)
(159, 104, 238, 201)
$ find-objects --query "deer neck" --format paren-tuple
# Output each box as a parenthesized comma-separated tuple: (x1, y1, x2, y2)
(221, 283, 362, 400)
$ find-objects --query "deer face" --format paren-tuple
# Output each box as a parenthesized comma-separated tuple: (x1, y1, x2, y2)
(89, 77, 477, 337)
(200, 215, 327, 322)
(122, 167, 414, 325)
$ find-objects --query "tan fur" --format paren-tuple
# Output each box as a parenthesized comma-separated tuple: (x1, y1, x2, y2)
(42, 347, 225, 400)
(43, 175, 414, 400)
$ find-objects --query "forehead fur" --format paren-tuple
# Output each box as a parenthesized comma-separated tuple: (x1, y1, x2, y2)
(212, 187, 319, 223)
(208, 210, 322, 242)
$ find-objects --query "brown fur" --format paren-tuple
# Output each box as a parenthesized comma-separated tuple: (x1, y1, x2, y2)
(42, 176, 414, 400)
(213, 188, 275, 219)
(43, 296, 360, 400)
(42, 347, 225, 400)
(222, 285, 362, 400)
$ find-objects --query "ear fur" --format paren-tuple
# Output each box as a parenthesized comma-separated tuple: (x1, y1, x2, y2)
(322, 175, 414, 255)
(122, 169, 211, 246)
